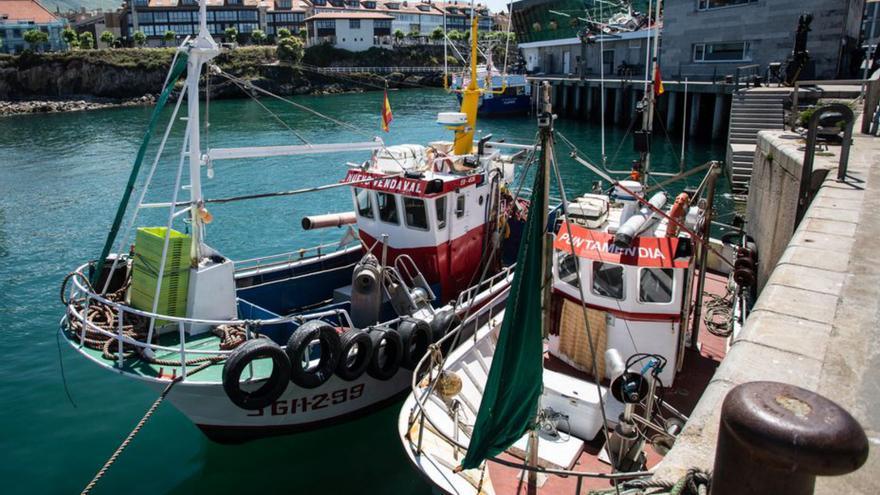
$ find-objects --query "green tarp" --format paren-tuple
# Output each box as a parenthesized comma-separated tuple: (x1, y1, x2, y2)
(460, 159, 547, 470)
(91, 52, 190, 287)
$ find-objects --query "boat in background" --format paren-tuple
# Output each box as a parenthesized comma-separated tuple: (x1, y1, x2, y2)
(60, 6, 535, 443)
(451, 58, 532, 117)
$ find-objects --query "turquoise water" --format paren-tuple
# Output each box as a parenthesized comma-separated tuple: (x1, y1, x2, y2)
(0, 89, 727, 494)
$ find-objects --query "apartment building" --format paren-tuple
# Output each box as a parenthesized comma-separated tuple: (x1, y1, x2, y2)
(0, 0, 67, 53)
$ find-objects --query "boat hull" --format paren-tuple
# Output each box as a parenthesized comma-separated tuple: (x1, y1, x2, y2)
(455, 93, 532, 117)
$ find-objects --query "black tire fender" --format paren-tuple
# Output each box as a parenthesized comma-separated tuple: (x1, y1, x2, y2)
(429, 308, 461, 343)
(366, 326, 403, 381)
(286, 320, 342, 389)
(335, 329, 373, 381)
(397, 317, 432, 370)
(222, 338, 291, 411)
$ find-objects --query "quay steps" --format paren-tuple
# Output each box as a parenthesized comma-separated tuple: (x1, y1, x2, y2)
(725, 89, 789, 194)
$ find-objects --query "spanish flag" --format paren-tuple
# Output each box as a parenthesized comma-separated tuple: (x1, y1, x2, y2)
(653, 65, 665, 96)
(381, 88, 393, 132)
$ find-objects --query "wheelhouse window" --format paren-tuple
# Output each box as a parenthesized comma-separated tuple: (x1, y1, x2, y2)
(376, 192, 399, 224)
(592, 262, 624, 300)
(355, 188, 374, 219)
(696, 0, 757, 11)
(693, 42, 751, 62)
(557, 253, 579, 288)
(403, 197, 428, 230)
(455, 195, 465, 218)
(639, 268, 674, 303)
(435, 196, 447, 229)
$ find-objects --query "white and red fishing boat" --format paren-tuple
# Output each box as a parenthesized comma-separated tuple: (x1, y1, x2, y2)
(59, 7, 533, 443)
(397, 20, 749, 491)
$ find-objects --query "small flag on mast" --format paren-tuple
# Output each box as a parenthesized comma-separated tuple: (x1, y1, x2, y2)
(653, 64, 665, 96)
(381, 87, 393, 132)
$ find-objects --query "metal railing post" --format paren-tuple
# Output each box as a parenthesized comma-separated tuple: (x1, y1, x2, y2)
(178, 321, 187, 380)
(117, 308, 124, 369)
(796, 103, 855, 224)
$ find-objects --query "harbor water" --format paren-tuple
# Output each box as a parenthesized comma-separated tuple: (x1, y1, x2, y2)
(0, 88, 728, 494)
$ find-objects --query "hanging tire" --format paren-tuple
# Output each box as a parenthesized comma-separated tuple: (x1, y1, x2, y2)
(222, 339, 291, 411)
(335, 329, 373, 381)
(430, 308, 461, 343)
(398, 317, 432, 370)
(367, 326, 403, 381)
(286, 320, 342, 389)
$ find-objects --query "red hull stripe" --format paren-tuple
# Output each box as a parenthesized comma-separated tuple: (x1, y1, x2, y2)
(553, 289, 682, 322)
(342, 170, 483, 198)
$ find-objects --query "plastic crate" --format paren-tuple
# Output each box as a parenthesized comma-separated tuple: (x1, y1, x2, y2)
(130, 227, 192, 319)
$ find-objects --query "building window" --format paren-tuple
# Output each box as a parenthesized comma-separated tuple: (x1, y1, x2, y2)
(316, 20, 334, 29)
(404, 197, 429, 230)
(349, 19, 360, 29)
(169, 11, 191, 22)
(374, 20, 391, 28)
(227, 0, 243, 4)
(277, 0, 292, 8)
(363, 1, 376, 7)
(356, 188, 374, 219)
(592, 262, 624, 300)
(435, 196, 447, 229)
(134, 0, 148, 6)
(639, 268, 674, 303)
(557, 252, 579, 288)
(376, 192, 399, 224)
(137, 12, 153, 23)
(693, 42, 751, 62)
(455, 195, 465, 218)
(696, 0, 757, 10)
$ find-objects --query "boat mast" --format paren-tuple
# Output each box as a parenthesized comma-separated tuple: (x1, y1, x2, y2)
(186, 0, 219, 261)
(641, 0, 663, 184)
(452, 11, 482, 155)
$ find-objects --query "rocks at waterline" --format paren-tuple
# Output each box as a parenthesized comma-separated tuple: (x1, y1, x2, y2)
(0, 95, 157, 117)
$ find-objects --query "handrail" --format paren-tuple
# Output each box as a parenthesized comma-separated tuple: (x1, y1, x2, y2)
(733, 63, 760, 90)
(795, 103, 855, 225)
(309, 66, 467, 74)
(234, 241, 357, 272)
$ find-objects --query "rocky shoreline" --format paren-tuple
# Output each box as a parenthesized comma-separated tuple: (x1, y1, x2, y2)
(0, 95, 158, 117)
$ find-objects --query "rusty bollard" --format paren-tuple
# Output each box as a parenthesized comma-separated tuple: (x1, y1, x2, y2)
(712, 381, 868, 495)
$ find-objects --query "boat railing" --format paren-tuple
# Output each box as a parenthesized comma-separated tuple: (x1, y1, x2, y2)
(309, 66, 467, 74)
(454, 264, 515, 309)
(234, 241, 357, 273)
(408, 271, 654, 490)
(63, 263, 356, 381)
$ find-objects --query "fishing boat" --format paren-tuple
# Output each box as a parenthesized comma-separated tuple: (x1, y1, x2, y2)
(450, 58, 532, 117)
(59, 6, 533, 443)
(397, 1, 752, 489)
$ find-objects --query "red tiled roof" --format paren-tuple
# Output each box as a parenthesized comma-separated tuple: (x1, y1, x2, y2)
(0, 0, 59, 23)
(305, 11, 393, 20)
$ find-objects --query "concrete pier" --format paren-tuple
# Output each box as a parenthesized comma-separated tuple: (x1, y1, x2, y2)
(653, 126, 880, 494)
(528, 76, 733, 137)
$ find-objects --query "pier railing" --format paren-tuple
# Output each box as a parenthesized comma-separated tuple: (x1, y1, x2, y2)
(310, 66, 466, 74)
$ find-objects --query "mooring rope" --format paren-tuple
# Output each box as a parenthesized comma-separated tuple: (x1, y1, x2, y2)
(80, 358, 218, 495)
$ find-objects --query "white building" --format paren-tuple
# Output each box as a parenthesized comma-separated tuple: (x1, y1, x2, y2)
(305, 11, 393, 51)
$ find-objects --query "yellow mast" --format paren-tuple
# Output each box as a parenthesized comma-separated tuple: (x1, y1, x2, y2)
(452, 16, 481, 155)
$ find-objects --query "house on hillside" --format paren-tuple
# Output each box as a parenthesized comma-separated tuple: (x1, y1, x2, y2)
(0, 0, 67, 53)
(304, 11, 393, 50)
(120, 0, 311, 46)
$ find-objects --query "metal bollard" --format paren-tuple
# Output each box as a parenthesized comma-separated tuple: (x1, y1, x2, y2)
(711, 381, 869, 495)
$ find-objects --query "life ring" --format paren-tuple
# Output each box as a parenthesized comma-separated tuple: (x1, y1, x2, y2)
(366, 326, 403, 380)
(335, 329, 373, 381)
(222, 339, 291, 410)
(397, 317, 432, 370)
(286, 320, 342, 389)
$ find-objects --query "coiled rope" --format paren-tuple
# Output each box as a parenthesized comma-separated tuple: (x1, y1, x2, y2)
(703, 285, 734, 338)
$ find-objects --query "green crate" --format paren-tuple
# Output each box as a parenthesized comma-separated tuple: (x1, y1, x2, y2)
(130, 227, 192, 318)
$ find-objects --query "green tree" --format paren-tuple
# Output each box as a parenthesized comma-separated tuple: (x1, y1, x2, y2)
(299, 28, 307, 40)
(430, 27, 444, 42)
(276, 36, 304, 65)
(251, 29, 266, 45)
(224, 26, 238, 43)
(447, 29, 463, 41)
(62, 27, 79, 49)
(393, 29, 405, 44)
(78, 31, 94, 49)
(99, 30, 115, 47)
(163, 30, 176, 46)
(132, 30, 146, 47)
(277, 27, 292, 39)
(407, 29, 420, 39)
(23, 29, 49, 50)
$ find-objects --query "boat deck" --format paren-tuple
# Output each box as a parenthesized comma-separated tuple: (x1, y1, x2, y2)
(487, 272, 730, 494)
